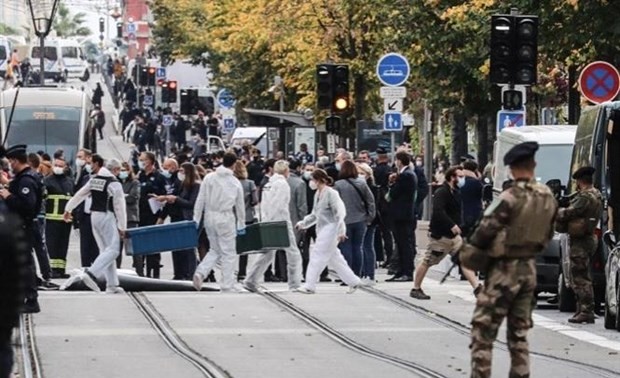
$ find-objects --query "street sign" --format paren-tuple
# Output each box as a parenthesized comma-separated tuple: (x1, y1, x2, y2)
(216, 89, 236, 109)
(384, 99, 403, 112)
(127, 23, 136, 33)
(376, 53, 410, 87)
(380, 86, 406, 98)
(327, 133, 336, 154)
(579, 61, 620, 104)
(383, 112, 403, 131)
(223, 118, 235, 132)
(128, 32, 136, 41)
(156, 67, 166, 79)
(497, 109, 526, 133)
(143, 95, 153, 106)
(162, 115, 173, 127)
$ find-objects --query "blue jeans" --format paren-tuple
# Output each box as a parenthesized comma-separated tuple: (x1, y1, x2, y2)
(339, 221, 367, 276)
(362, 224, 377, 279)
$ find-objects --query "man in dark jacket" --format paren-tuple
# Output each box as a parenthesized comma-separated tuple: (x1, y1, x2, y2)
(410, 165, 480, 299)
(373, 147, 394, 264)
(386, 151, 417, 282)
(460, 160, 483, 236)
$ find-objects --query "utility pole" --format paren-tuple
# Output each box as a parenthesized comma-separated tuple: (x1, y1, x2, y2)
(423, 100, 433, 221)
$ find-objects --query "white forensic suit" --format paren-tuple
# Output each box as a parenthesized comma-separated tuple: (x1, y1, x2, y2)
(193, 165, 245, 290)
(244, 173, 302, 290)
(64, 167, 127, 291)
(297, 186, 361, 292)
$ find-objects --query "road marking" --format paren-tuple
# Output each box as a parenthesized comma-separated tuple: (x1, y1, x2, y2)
(448, 290, 620, 352)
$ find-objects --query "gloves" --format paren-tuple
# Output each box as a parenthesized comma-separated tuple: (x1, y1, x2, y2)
(295, 221, 304, 230)
(237, 228, 246, 236)
(451, 252, 460, 265)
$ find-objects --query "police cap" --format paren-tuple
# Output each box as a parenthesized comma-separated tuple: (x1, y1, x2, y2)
(572, 166, 595, 180)
(4, 144, 27, 160)
(376, 147, 388, 155)
(503, 142, 538, 166)
(460, 154, 476, 162)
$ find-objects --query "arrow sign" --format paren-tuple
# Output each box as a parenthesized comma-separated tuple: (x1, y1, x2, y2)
(384, 99, 403, 112)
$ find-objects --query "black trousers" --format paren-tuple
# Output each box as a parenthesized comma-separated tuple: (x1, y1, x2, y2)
(374, 216, 393, 262)
(79, 214, 100, 267)
(46, 220, 72, 274)
(392, 220, 416, 277)
(24, 228, 38, 302)
(138, 217, 161, 278)
(119, 222, 139, 268)
(32, 218, 51, 280)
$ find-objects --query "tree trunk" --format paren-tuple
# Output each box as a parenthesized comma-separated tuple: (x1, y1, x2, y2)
(353, 74, 366, 122)
(476, 116, 488, 169)
(451, 110, 468, 165)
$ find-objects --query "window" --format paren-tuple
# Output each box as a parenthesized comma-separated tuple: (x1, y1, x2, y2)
(31, 47, 58, 61)
(61, 47, 79, 59)
(0, 47, 6, 61)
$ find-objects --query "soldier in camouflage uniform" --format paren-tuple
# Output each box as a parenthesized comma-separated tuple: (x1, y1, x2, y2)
(556, 166, 603, 324)
(464, 142, 557, 378)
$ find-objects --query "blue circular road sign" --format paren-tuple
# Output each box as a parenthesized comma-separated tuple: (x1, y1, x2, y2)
(217, 89, 236, 109)
(376, 53, 410, 87)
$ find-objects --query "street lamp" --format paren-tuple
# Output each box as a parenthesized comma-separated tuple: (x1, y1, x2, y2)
(27, 0, 60, 85)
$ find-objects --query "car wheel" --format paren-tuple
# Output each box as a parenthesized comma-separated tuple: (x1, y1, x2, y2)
(558, 272, 577, 313)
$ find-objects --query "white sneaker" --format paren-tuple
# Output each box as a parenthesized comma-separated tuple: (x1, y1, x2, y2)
(242, 281, 259, 292)
(347, 285, 360, 294)
(105, 286, 125, 294)
(294, 287, 315, 294)
(59, 271, 82, 291)
(193, 272, 205, 291)
(360, 278, 376, 287)
(220, 284, 247, 293)
(81, 271, 101, 293)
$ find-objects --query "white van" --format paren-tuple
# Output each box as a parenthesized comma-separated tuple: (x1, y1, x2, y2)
(231, 127, 268, 156)
(58, 39, 89, 80)
(0, 36, 13, 77)
(28, 38, 89, 82)
(29, 39, 64, 82)
(493, 125, 577, 193)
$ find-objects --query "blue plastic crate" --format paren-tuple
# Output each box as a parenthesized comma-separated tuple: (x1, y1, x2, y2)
(125, 221, 198, 256)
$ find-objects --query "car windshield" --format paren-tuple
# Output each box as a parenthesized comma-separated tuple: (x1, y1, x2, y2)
(31, 46, 58, 61)
(535, 145, 574, 185)
(0, 46, 6, 61)
(62, 46, 79, 59)
(4, 106, 81, 164)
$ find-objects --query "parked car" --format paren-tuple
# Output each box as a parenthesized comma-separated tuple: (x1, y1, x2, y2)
(602, 231, 620, 330)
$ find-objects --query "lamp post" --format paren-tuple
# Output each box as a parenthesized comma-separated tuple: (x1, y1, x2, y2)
(27, 0, 60, 85)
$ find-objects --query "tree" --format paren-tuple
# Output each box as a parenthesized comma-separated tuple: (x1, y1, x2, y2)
(0, 23, 19, 36)
(53, 2, 91, 38)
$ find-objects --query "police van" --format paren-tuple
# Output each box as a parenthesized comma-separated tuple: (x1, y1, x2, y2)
(28, 38, 89, 82)
(492, 125, 577, 296)
(0, 36, 13, 78)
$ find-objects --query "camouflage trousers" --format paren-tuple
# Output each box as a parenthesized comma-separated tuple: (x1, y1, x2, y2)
(470, 258, 536, 378)
(569, 236, 596, 315)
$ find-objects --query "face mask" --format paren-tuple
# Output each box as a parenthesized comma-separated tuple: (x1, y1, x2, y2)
(335, 163, 342, 171)
(358, 174, 366, 180)
(161, 169, 172, 179)
(85, 164, 92, 174)
(457, 177, 466, 188)
(415, 161, 423, 167)
(303, 171, 312, 180)
(53, 167, 64, 175)
(138, 161, 146, 170)
(177, 172, 186, 182)
(309, 180, 318, 190)
(76, 158, 85, 167)
(119, 171, 129, 180)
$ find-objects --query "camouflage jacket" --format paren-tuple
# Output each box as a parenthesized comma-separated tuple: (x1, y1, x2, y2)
(556, 187, 603, 237)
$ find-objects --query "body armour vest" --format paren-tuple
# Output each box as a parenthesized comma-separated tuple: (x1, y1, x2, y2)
(503, 180, 557, 258)
(90, 175, 117, 213)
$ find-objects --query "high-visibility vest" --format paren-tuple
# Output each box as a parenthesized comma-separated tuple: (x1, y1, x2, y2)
(45, 194, 72, 221)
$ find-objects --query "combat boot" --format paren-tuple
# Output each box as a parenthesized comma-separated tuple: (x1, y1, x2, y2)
(568, 312, 595, 324)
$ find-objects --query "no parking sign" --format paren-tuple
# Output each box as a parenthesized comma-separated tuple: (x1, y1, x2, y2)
(579, 61, 620, 104)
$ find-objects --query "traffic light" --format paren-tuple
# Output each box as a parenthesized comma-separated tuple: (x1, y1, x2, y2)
(180, 89, 198, 115)
(514, 15, 538, 85)
(116, 22, 123, 39)
(490, 15, 514, 84)
(489, 14, 538, 85)
(325, 115, 341, 134)
(332, 65, 349, 113)
(99, 18, 105, 33)
(503, 89, 523, 110)
(161, 81, 169, 103)
(316, 64, 334, 110)
(167, 81, 177, 103)
(147, 67, 156, 86)
(139, 66, 148, 86)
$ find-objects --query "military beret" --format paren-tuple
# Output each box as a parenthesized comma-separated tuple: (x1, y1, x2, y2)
(460, 154, 476, 162)
(503, 141, 539, 166)
(4, 144, 28, 159)
(572, 166, 595, 180)
(376, 147, 388, 155)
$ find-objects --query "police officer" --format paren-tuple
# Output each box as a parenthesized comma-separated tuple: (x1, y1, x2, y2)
(372, 147, 394, 266)
(556, 166, 603, 324)
(0, 144, 43, 313)
(462, 142, 557, 378)
(45, 158, 74, 277)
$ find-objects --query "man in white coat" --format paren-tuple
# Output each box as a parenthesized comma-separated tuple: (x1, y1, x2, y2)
(193, 152, 246, 292)
(243, 160, 302, 291)
(60, 157, 127, 293)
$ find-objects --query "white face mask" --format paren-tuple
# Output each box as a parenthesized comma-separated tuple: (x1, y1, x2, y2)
(415, 160, 423, 167)
(76, 158, 85, 167)
(358, 174, 366, 180)
(119, 171, 129, 180)
(309, 180, 318, 190)
(457, 177, 466, 188)
(177, 172, 186, 182)
(138, 161, 146, 170)
(161, 169, 172, 179)
(303, 171, 312, 180)
(53, 167, 64, 175)
(335, 162, 342, 171)
(85, 164, 92, 173)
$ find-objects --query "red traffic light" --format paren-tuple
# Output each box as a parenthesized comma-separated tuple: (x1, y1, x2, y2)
(148, 67, 156, 74)
(157, 79, 165, 87)
(168, 81, 177, 89)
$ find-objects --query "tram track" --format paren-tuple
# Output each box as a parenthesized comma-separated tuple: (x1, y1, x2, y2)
(129, 292, 232, 378)
(362, 286, 620, 378)
(17, 314, 43, 378)
(258, 288, 446, 378)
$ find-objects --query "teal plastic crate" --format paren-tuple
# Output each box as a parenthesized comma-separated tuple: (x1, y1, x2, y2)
(125, 221, 198, 256)
(236, 221, 290, 255)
